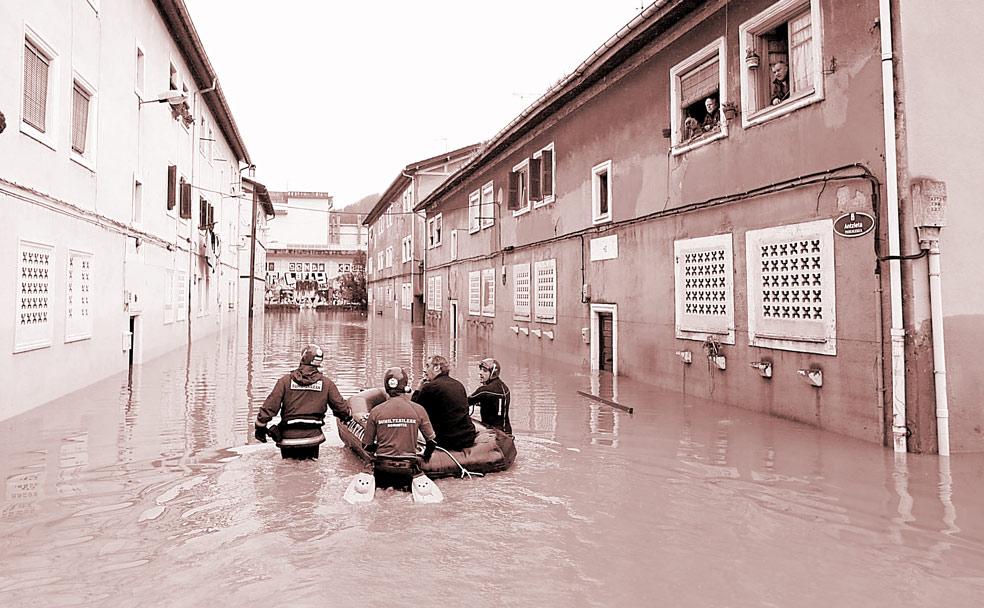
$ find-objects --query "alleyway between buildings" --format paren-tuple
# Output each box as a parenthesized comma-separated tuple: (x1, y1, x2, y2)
(1, 311, 983, 607)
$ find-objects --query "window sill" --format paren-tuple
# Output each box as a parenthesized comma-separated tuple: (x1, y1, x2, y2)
(749, 333, 835, 356)
(533, 195, 555, 209)
(13, 340, 52, 354)
(480, 223, 494, 230)
(469, 227, 480, 235)
(65, 334, 92, 344)
(592, 214, 612, 226)
(675, 328, 735, 345)
(512, 206, 531, 218)
(71, 153, 96, 173)
(742, 89, 822, 128)
(671, 128, 727, 156)
(20, 123, 57, 152)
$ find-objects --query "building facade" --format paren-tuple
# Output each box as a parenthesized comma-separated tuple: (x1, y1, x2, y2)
(0, 0, 255, 419)
(415, 0, 984, 452)
(264, 191, 367, 306)
(364, 145, 481, 323)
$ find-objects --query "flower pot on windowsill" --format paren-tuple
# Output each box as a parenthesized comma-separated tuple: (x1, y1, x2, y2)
(746, 49, 760, 70)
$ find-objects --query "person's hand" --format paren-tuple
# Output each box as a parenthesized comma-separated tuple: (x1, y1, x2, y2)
(364, 442, 378, 454)
(337, 412, 353, 424)
(422, 440, 436, 462)
(254, 425, 268, 443)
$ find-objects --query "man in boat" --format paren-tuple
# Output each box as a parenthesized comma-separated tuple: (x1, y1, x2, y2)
(253, 344, 352, 460)
(468, 358, 512, 435)
(412, 355, 477, 451)
(363, 367, 437, 490)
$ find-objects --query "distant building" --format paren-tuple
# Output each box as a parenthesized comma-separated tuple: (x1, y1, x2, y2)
(364, 144, 482, 323)
(264, 191, 367, 306)
(0, 0, 256, 419)
(415, 0, 984, 453)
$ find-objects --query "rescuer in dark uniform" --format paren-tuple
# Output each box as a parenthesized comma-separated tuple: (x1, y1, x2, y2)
(254, 344, 352, 460)
(468, 357, 512, 435)
(363, 367, 437, 490)
(411, 355, 477, 450)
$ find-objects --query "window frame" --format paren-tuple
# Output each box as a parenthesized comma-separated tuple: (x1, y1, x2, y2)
(468, 271, 481, 316)
(134, 42, 146, 100)
(480, 181, 495, 229)
(401, 235, 412, 263)
(673, 233, 736, 345)
(739, 0, 824, 128)
(70, 71, 97, 170)
(21, 25, 59, 150)
(532, 143, 556, 208)
(669, 37, 728, 155)
(510, 159, 531, 217)
(132, 173, 143, 226)
(481, 268, 496, 317)
(468, 189, 481, 234)
(427, 213, 443, 248)
(591, 160, 613, 225)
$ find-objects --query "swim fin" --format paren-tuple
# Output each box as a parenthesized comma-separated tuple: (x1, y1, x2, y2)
(342, 472, 375, 504)
(411, 474, 444, 504)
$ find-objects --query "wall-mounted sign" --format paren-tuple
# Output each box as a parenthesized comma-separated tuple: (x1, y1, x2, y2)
(590, 235, 618, 261)
(833, 211, 874, 238)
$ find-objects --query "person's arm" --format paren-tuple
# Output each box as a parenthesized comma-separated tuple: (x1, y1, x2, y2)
(363, 413, 377, 451)
(416, 405, 437, 460)
(256, 377, 285, 426)
(325, 380, 352, 422)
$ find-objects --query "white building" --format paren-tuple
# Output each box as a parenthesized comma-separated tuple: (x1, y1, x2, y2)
(0, 0, 256, 420)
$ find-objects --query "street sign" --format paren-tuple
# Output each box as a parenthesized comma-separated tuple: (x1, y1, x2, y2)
(833, 211, 874, 238)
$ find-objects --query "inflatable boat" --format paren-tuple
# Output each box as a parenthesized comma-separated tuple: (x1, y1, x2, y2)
(338, 388, 517, 479)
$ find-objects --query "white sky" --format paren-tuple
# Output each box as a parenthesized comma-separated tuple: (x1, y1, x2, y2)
(184, 1, 650, 206)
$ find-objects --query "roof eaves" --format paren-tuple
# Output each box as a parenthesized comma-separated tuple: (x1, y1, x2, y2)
(242, 177, 275, 216)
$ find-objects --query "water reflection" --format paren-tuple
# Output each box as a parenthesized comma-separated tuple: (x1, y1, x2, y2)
(0, 310, 982, 606)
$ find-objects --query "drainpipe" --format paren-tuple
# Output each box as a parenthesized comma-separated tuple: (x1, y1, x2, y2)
(925, 234, 950, 455)
(878, 0, 908, 453)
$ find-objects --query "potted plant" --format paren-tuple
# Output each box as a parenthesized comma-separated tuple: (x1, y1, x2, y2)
(746, 47, 760, 69)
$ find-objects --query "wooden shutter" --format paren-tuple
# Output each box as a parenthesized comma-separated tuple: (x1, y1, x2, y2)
(529, 157, 542, 201)
(541, 149, 553, 198)
(167, 165, 177, 210)
(206, 203, 214, 230)
(507, 171, 519, 210)
(179, 180, 192, 219)
(199, 197, 208, 229)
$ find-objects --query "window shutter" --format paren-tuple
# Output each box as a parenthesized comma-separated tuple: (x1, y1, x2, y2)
(199, 197, 207, 229)
(469, 271, 481, 315)
(541, 149, 553, 198)
(71, 84, 90, 154)
(507, 171, 519, 210)
(534, 259, 557, 323)
(529, 157, 542, 201)
(167, 165, 177, 210)
(179, 180, 192, 219)
(680, 59, 719, 107)
(22, 43, 49, 132)
(206, 203, 214, 229)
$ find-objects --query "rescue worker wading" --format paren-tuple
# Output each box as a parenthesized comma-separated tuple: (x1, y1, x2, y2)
(254, 344, 352, 460)
(468, 358, 512, 435)
(363, 367, 437, 490)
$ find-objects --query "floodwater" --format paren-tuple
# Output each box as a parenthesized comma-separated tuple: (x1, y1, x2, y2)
(1, 311, 983, 608)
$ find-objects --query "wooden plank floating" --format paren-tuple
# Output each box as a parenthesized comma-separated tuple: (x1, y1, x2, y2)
(576, 390, 634, 414)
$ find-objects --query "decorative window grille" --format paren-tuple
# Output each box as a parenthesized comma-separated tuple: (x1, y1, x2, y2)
(674, 234, 735, 343)
(468, 271, 481, 315)
(513, 263, 531, 320)
(433, 276, 442, 312)
(65, 250, 93, 342)
(534, 259, 557, 324)
(15, 240, 53, 352)
(23, 42, 50, 132)
(175, 270, 187, 321)
(482, 268, 495, 317)
(745, 219, 836, 355)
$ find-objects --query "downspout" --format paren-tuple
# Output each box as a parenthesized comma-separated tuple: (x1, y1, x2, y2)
(924, 234, 950, 455)
(878, 0, 908, 453)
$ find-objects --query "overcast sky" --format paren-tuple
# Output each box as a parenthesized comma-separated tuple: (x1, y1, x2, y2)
(185, 1, 650, 206)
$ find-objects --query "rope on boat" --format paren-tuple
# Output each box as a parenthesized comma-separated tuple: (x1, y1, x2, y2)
(434, 446, 484, 479)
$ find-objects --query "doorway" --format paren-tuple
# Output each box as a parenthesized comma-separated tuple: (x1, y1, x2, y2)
(590, 303, 617, 374)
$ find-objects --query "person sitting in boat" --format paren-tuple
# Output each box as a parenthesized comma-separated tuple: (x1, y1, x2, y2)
(412, 355, 477, 451)
(253, 344, 352, 460)
(468, 358, 512, 435)
(363, 367, 437, 490)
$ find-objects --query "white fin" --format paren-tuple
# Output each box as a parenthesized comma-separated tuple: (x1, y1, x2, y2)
(411, 474, 444, 504)
(342, 473, 375, 504)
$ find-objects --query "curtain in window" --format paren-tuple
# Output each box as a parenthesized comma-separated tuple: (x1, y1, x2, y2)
(789, 11, 813, 94)
(23, 44, 49, 132)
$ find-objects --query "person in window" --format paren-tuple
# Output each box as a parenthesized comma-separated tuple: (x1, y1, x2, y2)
(771, 61, 790, 105)
(468, 358, 512, 435)
(411, 355, 477, 451)
(253, 344, 352, 460)
(701, 97, 721, 132)
(363, 367, 437, 491)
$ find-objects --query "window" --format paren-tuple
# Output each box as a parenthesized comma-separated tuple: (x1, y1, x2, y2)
(132, 176, 143, 224)
(468, 189, 481, 233)
(532, 145, 555, 207)
(385, 246, 393, 269)
(427, 276, 443, 311)
(468, 271, 481, 316)
(267, 262, 275, 271)
(175, 270, 188, 322)
(740, 0, 823, 127)
(367, 257, 373, 275)
(199, 117, 209, 156)
(427, 276, 435, 310)
(674, 234, 735, 344)
(592, 160, 612, 224)
(403, 186, 413, 213)
(22, 28, 58, 147)
(65, 250, 94, 342)
(179, 176, 192, 219)
(377, 251, 384, 272)
(401, 235, 412, 263)
(71, 76, 96, 164)
(513, 263, 531, 320)
(450, 229, 458, 261)
(427, 214, 443, 248)
(14, 240, 53, 352)
(508, 160, 530, 215)
(480, 181, 495, 229)
(402, 283, 412, 309)
(745, 219, 836, 355)
(166, 164, 177, 212)
(670, 38, 727, 153)
(164, 269, 175, 324)
(135, 45, 145, 98)
(387, 204, 393, 227)
(534, 259, 557, 324)
(482, 268, 496, 317)
(169, 62, 178, 91)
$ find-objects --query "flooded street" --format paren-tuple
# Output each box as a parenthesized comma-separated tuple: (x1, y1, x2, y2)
(1, 311, 983, 607)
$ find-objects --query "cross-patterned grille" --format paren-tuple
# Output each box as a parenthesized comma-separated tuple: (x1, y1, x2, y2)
(683, 249, 728, 317)
(759, 239, 824, 321)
